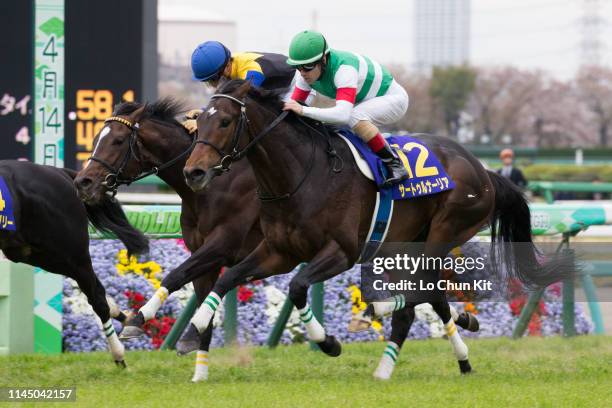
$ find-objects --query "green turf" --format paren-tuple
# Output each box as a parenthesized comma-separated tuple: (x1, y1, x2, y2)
(1, 336, 611, 407)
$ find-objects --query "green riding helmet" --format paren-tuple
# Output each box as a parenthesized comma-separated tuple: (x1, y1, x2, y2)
(287, 30, 330, 65)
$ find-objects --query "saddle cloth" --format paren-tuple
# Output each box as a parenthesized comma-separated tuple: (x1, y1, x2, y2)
(336, 130, 455, 200)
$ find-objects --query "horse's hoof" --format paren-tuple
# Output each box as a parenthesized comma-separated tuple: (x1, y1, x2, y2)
(119, 312, 146, 339)
(115, 360, 127, 369)
(348, 310, 372, 332)
(464, 313, 479, 332)
(317, 335, 342, 357)
(458, 359, 472, 374)
(176, 324, 200, 356)
(191, 373, 208, 383)
(456, 312, 480, 332)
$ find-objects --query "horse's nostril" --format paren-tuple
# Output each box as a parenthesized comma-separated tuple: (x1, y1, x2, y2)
(184, 167, 206, 183)
(75, 177, 93, 190)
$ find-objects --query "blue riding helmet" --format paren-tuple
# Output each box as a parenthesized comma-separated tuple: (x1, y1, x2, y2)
(191, 41, 231, 81)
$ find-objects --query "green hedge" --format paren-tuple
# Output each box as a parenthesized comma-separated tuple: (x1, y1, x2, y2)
(522, 164, 612, 182)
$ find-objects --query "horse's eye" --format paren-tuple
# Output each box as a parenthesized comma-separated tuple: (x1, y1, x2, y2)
(112, 138, 125, 146)
(220, 118, 231, 128)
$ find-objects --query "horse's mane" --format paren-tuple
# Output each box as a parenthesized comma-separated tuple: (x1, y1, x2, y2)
(113, 97, 187, 132)
(217, 80, 286, 111)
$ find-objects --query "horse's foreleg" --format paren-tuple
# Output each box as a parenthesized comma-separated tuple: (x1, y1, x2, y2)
(287, 240, 350, 357)
(374, 306, 415, 380)
(191, 275, 216, 382)
(63, 260, 126, 367)
(122, 240, 227, 339)
(177, 241, 296, 355)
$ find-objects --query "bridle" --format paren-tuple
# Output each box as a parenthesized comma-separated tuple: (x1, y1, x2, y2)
(88, 115, 195, 195)
(196, 92, 343, 201)
(194, 94, 288, 175)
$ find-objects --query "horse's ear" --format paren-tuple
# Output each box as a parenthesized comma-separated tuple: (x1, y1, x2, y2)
(130, 105, 147, 123)
(235, 81, 251, 99)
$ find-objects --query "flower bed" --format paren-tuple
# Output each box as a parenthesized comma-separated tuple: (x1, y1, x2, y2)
(62, 240, 593, 352)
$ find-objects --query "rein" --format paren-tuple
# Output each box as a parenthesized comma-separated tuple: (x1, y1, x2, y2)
(198, 93, 342, 201)
(88, 116, 195, 194)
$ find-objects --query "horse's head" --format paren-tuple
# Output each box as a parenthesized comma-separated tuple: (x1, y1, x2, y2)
(183, 81, 252, 191)
(75, 99, 185, 204)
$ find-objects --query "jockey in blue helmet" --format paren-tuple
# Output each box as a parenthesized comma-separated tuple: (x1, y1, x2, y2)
(184, 40, 298, 133)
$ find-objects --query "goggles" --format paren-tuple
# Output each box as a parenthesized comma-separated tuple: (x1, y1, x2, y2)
(297, 62, 319, 72)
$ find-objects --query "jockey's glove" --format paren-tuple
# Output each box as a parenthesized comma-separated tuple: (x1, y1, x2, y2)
(182, 119, 197, 134)
(185, 109, 203, 120)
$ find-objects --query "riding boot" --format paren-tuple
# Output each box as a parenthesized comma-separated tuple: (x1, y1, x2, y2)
(375, 142, 409, 186)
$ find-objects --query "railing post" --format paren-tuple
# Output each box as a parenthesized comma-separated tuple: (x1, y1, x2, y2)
(223, 288, 238, 344)
(266, 297, 294, 348)
(512, 288, 545, 339)
(562, 276, 576, 337)
(581, 271, 604, 334)
(160, 293, 198, 350)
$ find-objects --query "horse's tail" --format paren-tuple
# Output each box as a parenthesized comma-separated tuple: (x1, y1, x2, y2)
(63, 168, 149, 255)
(84, 196, 149, 256)
(487, 170, 576, 287)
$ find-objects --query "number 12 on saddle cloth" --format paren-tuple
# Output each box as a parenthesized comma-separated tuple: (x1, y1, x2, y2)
(338, 130, 455, 200)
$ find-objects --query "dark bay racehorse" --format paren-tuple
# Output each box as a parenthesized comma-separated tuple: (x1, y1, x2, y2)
(181, 80, 575, 374)
(74, 99, 263, 382)
(0, 161, 148, 366)
(74, 98, 479, 379)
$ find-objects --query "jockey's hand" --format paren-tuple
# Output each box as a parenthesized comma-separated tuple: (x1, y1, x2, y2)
(185, 109, 203, 120)
(283, 100, 304, 116)
(182, 119, 197, 134)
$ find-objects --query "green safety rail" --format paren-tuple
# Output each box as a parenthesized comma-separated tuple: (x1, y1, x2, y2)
(133, 175, 168, 187)
(85, 202, 612, 347)
(0, 261, 34, 355)
(529, 181, 612, 204)
(88, 203, 612, 239)
(89, 205, 182, 239)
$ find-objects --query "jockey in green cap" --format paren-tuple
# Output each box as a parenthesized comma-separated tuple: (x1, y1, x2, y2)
(283, 30, 410, 186)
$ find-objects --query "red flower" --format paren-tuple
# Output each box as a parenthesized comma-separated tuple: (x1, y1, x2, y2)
(237, 285, 254, 302)
(538, 301, 547, 315)
(510, 298, 525, 316)
(125, 290, 145, 310)
(528, 314, 542, 336)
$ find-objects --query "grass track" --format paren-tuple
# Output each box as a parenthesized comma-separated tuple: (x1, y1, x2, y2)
(1, 336, 611, 407)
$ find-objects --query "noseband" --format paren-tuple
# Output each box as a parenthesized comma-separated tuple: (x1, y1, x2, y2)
(88, 116, 143, 192)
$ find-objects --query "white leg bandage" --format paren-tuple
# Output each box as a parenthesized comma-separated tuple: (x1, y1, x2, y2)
(372, 295, 406, 317)
(373, 341, 400, 380)
(298, 305, 326, 342)
(191, 292, 222, 333)
(450, 304, 459, 322)
(445, 319, 468, 361)
(192, 350, 209, 382)
(140, 287, 169, 320)
(103, 319, 125, 362)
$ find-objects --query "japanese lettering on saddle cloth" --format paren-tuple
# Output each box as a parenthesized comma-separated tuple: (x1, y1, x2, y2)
(385, 135, 455, 200)
(0, 176, 16, 230)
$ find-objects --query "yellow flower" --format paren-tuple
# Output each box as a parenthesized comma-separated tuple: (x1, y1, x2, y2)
(347, 285, 367, 314)
(115, 250, 164, 289)
(372, 320, 383, 332)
